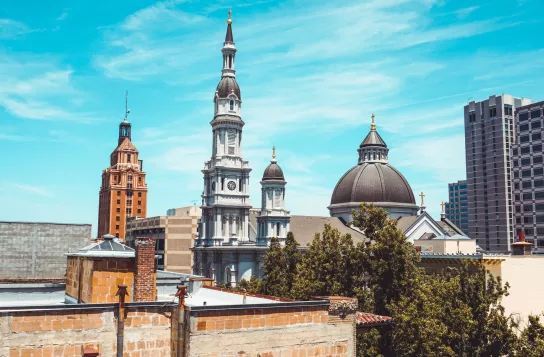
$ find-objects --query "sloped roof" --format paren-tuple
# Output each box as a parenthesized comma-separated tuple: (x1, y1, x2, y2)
(437, 218, 466, 236)
(67, 234, 134, 258)
(396, 215, 420, 233)
(360, 130, 387, 147)
(355, 312, 392, 326)
(114, 137, 138, 153)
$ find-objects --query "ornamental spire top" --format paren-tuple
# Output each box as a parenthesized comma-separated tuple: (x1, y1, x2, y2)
(225, 10, 234, 43)
(227, 9, 232, 24)
(371, 113, 376, 130)
(272, 146, 276, 160)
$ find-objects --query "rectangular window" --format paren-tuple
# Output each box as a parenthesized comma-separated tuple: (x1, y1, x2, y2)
(524, 216, 533, 224)
(521, 146, 531, 154)
(520, 135, 530, 143)
(138, 192, 142, 197)
(532, 121, 542, 129)
(137, 209, 142, 214)
(531, 109, 541, 119)
(520, 124, 529, 132)
(522, 158, 531, 166)
(227, 129, 236, 155)
(522, 170, 532, 177)
(128, 175, 133, 182)
(127, 154, 131, 162)
(468, 111, 476, 123)
(117, 191, 121, 196)
(523, 181, 532, 189)
(504, 104, 513, 116)
(116, 225, 119, 230)
(538, 228, 544, 235)
(489, 106, 497, 118)
(117, 199, 120, 204)
(533, 133, 542, 141)
(519, 112, 529, 122)
(536, 204, 544, 211)
(128, 183, 133, 189)
(126, 208, 132, 214)
(138, 200, 141, 205)
(524, 204, 533, 212)
(127, 200, 132, 205)
(535, 168, 544, 176)
(535, 156, 544, 164)
(537, 216, 544, 223)
(116, 216, 120, 222)
(524, 193, 533, 200)
(536, 192, 544, 200)
(535, 180, 544, 188)
(116, 208, 120, 213)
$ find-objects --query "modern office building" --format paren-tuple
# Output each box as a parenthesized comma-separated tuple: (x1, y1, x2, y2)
(125, 206, 201, 273)
(445, 180, 469, 233)
(97, 98, 148, 239)
(512, 100, 544, 252)
(464, 94, 532, 252)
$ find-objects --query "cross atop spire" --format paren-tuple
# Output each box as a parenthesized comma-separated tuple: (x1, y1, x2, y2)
(272, 146, 276, 160)
(440, 201, 446, 214)
(371, 113, 376, 130)
(225, 10, 234, 42)
(227, 9, 232, 24)
(419, 192, 425, 207)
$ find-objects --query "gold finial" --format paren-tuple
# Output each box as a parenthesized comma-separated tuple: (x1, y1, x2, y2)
(440, 201, 446, 214)
(371, 113, 376, 130)
(227, 9, 232, 24)
(272, 146, 276, 160)
(419, 192, 425, 207)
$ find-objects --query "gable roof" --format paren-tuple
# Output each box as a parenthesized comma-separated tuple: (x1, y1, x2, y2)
(436, 218, 466, 236)
(114, 137, 138, 153)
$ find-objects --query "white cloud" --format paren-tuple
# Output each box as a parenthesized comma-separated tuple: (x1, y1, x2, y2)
(0, 19, 30, 39)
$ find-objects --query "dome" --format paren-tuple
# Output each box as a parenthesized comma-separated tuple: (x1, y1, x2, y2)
(216, 77, 241, 100)
(330, 163, 416, 205)
(262, 161, 285, 181)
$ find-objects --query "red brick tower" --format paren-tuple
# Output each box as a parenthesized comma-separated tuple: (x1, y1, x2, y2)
(97, 92, 148, 239)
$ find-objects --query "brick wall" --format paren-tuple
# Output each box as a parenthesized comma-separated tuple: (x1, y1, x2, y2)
(187, 301, 356, 357)
(0, 222, 91, 280)
(134, 237, 156, 302)
(0, 305, 173, 356)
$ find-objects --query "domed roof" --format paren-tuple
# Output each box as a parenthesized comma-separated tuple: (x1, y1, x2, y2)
(330, 163, 416, 205)
(262, 161, 285, 181)
(216, 77, 241, 100)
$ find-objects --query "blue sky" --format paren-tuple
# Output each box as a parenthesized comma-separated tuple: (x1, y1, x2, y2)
(1, 0, 543, 236)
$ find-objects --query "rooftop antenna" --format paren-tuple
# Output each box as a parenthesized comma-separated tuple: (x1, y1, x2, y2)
(467, 97, 473, 104)
(124, 90, 131, 121)
(190, 200, 199, 206)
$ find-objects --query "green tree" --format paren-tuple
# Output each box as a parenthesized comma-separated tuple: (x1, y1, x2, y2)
(235, 276, 264, 294)
(512, 315, 544, 357)
(262, 237, 287, 297)
(283, 231, 301, 295)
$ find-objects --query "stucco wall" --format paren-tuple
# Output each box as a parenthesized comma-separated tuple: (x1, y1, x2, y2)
(0, 222, 91, 280)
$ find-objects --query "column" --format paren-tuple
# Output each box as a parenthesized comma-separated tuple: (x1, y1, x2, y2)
(223, 129, 227, 155)
(244, 214, 249, 241)
(217, 210, 222, 239)
(201, 215, 207, 239)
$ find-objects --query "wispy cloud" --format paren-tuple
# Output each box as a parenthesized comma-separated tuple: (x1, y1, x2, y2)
(0, 19, 30, 39)
(0, 133, 32, 141)
(56, 10, 69, 21)
(11, 183, 55, 198)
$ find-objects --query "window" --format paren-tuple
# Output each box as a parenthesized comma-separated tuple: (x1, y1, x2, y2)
(137, 209, 142, 214)
(536, 204, 544, 211)
(138, 192, 142, 197)
(537, 216, 544, 223)
(504, 104, 513, 116)
(538, 240, 544, 248)
(227, 129, 236, 155)
(126, 208, 132, 215)
(538, 228, 544, 235)
(276, 222, 280, 236)
(535, 180, 544, 188)
(138, 177, 142, 182)
(532, 121, 542, 129)
(522, 158, 531, 166)
(536, 168, 544, 176)
(468, 111, 476, 123)
(229, 100, 234, 111)
(520, 135, 530, 143)
(523, 181, 532, 189)
(524, 204, 533, 212)
(138, 200, 141, 205)
(128, 183, 133, 189)
(531, 109, 541, 119)
(522, 170, 532, 177)
(127, 200, 132, 205)
(524, 216, 533, 224)
(128, 175, 133, 182)
(534, 145, 543, 153)
(489, 106, 497, 118)
(520, 124, 529, 132)
(117, 199, 121, 204)
(116, 225, 119, 230)
(116, 216, 120, 222)
(524, 193, 533, 200)
(115, 233, 119, 238)
(127, 154, 131, 162)
(519, 112, 529, 122)
(116, 208, 120, 213)
(515, 205, 521, 213)
(117, 191, 121, 196)
(533, 133, 542, 141)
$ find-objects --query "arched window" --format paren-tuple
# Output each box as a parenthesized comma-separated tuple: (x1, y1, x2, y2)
(229, 100, 234, 111)
(276, 222, 280, 237)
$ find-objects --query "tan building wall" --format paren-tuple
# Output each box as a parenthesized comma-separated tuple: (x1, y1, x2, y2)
(415, 239, 477, 254)
(126, 207, 201, 274)
(65, 256, 134, 303)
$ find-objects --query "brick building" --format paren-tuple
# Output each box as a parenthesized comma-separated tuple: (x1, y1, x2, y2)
(126, 206, 201, 273)
(97, 104, 148, 239)
(0, 221, 91, 281)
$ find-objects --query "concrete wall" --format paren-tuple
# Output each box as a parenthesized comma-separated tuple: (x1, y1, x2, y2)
(0, 305, 173, 356)
(0, 222, 91, 280)
(415, 239, 476, 254)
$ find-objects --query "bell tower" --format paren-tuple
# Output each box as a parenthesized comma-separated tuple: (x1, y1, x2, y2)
(197, 11, 252, 247)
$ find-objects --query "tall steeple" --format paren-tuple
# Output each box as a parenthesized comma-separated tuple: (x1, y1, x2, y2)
(197, 10, 252, 250)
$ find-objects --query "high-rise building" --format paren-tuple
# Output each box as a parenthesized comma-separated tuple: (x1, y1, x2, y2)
(445, 180, 469, 233)
(512, 100, 544, 252)
(464, 94, 531, 252)
(97, 100, 148, 239)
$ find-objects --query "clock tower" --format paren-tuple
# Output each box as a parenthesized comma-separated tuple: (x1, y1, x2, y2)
(197, 10, 252, 247)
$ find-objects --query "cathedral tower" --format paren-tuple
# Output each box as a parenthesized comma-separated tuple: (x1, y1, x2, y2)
(257, 147, 291, 246)
(197, 11, 252, 247)
(97, 93, 148, 239)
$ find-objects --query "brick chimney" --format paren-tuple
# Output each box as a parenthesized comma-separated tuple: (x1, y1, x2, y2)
(134, 237, 157, 302)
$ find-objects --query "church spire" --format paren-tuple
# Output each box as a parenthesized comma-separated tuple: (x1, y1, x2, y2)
(221, 10, 237, 78)
(119, 90, 132, 145)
